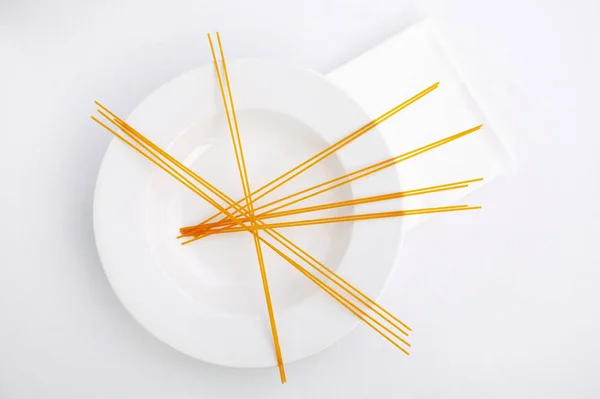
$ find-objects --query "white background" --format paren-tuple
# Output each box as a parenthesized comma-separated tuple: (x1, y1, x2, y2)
(1, 0, 599, 397)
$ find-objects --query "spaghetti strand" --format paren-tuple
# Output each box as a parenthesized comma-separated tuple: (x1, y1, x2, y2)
(210, 32, 285, 382)
(92, 107, 412, 355)
(180, 179, 483, 237)
(186, 83, 439, 232)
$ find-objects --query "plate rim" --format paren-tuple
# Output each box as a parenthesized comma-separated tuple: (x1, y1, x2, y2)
(93, 58, 404, 368)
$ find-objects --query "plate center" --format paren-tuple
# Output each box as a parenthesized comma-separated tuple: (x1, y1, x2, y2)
(144, 108, 354, 316)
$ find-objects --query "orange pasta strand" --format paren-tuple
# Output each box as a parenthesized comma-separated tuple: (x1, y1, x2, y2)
(209, 32, 286, 382)
(180, 205, 480, 239)
(92, 109, 412, 355)
(181, 125, 482, 245)
(185, 83, 440, 233)
(180, 179, 482, 237)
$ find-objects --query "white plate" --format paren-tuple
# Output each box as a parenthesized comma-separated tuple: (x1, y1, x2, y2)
(94, 59, 403, 368)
